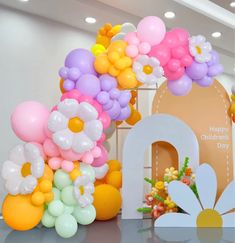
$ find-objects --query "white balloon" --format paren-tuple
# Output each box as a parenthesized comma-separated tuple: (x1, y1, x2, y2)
(121, 22, 136, 33)
(93, 164, 109, 179)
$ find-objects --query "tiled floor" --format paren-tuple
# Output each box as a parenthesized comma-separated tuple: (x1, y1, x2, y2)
(0, 217, 234, 243)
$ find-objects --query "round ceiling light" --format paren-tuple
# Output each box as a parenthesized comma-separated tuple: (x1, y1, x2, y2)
(230, 1, 235, 7)
(164, 11, 175, 19)
(85, 17, 96, 24)
(211, 32, 222, 38)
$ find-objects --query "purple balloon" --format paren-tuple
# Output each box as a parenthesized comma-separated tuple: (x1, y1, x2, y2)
(76, 74, 101, 98)
(168, 74, 192, 96)
(207, 50, 219, 66)
(116, 106, 131, 121)
(186, 61, 208, 80)
(118, 91, 131, 107)
(103, 100, 114, 110)
(195, 75, 213, 87)
(99, 74, 117, 91)
(109, 88, 120, 99)
(207, 64, 224, 77)
(59, 67, 68, 79)
(63, 79, 75, 91)
(106, 100, 121, 119)
(97, 91, 110, 105)
(68, 67, 81, 81)
(65, 49, 97, 75)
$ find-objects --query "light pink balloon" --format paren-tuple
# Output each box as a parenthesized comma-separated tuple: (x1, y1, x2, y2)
(125, 45, 139, 58)
(91, 145, 108, 167)
(99, 112, 111, 129)
(124, 32, 139, 45)
(60, 148, 82, 161)
(61, 160, 74, 172)
(137, 16, 166, 46)
(48, 157, 62, 170)
(11, 101, 49, 143)
(43, 138, 60, 157)
(138, 42, 151, 54)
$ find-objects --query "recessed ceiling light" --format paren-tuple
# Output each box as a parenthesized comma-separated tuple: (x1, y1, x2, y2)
(164, 11, 175, 19)
(211, 32, 222, 38)
(230, 1, 235, 7)
(85, 17, 96, 24)
(19, 0, 29, 2)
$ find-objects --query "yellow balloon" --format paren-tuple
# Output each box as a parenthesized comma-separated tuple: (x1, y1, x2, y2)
(91, 44, 106, 56)
(2, 194, 44, 231)
(106, 171, 122, 189)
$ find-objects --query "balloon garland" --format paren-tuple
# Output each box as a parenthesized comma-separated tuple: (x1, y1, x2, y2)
(1, 15, 224, 238)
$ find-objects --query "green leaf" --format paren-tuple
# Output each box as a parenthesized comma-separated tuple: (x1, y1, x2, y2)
(144, 177, 156, 186)
(153, 194, 165, 202)
(178, 157, 189, 179)
(137, 207, 152, 213)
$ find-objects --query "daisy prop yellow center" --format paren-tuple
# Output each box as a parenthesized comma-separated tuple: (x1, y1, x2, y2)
(196, 209, 222, 228)
(195, 45, 202, 54)
(21, 162, 31, 177)
(143, 65, 153, 75)
(79, 186, 85, 195)
(68, 117, 84, 133)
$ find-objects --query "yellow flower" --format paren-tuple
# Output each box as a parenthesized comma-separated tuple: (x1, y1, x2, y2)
(155, 181, 165, 191)
(164, 167, 178, 181)
(164, 196, 176, 209)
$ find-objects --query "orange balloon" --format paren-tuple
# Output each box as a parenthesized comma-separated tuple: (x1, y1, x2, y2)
(93, 184, 122, 221)
(108, 160, 122, 172)
(117, 68, 138, 89)
(2, 194, 44, 231)
(126, 109, 141, 125)
(94, 54, 110, 74)
(108, 40, 127, 56)
(39, 164, 54, 182)
(106, 171, 122, 189)
(60, 79, 65, 93)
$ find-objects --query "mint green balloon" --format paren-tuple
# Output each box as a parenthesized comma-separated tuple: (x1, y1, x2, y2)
(64, 205, 74, 214)
(48, 200, 64, 217)
(55, 214, 78, 238)
(80, 163, 95, 181)
(41, 210, 56, 228)
(61, 186, 77, 206)
(73, 205, 96, 225)
(54, 169, 72, 190)
(52, 187, 61, 200)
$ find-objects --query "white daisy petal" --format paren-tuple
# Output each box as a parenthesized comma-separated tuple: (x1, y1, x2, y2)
(84, 120, 103, 141)
(58, 98, 79, 118)
(168, 181, 202, 217)
(133, 62, 143, 73)
(136, 71, 147, 83)
(53, 129, 73, 150)
(24, 143, 41, 161)
(137, 55, 149, 65)
(72, 132, 94, 153)
(85, 183, 95, 194)
(195, 163, 217, 209)
(20, 175, 37, 194)
(202, 42, 212, 52)
(146, 74, 158, 85)
(154, 213, 196, 227)
(31, 157, 45, 178)
(77, 102, 98, 122)
(214, 181, 235, 214)
(149, 57, 159, 66)
(9, 144, 25, 165)
(5, 176, 22, 195)
(222, 213, 235, 227)
(48, 111, 68, 132)
(1, 160, 21, 180)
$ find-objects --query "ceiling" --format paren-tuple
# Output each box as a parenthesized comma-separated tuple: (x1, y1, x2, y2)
(211, 0, 235, 13)
(0, 0, 234, 75)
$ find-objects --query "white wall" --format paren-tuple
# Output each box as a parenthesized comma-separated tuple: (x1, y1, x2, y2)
(0, 6, 94, 210)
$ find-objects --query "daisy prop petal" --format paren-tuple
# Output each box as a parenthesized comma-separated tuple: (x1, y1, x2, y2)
(19, 175, 37, 194)
(31, 157, 45, 178)
(215, 181, 235, 214)
(57, 98, 79, 118)
(154, 213, 196, 227)
(1, 160, 21, 180)
(84, 120, 103, 141)
(48, 111, 68, 132)
(168, 181, 201, 217)
(24, 143, 41, 161)
(222, 213, 235, 227)
(5, 176, 21, 195)
(53, 129, 73, 150)
(77, 102, 98, 122)
(72, 132, 94, 153)
(195, 163, 217, 209)
(9, 144, 25, 166)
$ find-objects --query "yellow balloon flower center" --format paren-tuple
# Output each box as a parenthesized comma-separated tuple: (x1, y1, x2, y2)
(143, 65, 153, 75)
(196, 209, 222, 228)
(21, 162, 31, 177)
(68, 117, 84, 133)
(79, 186, 85, 195)
(196, 45, 202, 54)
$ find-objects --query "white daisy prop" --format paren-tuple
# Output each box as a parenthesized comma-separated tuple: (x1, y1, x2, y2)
(48, 98, 103, 154)
(189, 35, 212, 63)
(155, 163, 235, 228)
(133, 55, 164, 85)
(1, 143, 45, 195)
(74, 175, 95, 208)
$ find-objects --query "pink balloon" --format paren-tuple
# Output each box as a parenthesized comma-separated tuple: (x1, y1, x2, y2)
(181, 54, 193, 67)
(171, 46, 187, 59)
(163, 31, 179, 48)
(167, 59, 181, 72)
(61, 160, 74, 172)
(125, 45, 139, 58)
(81, 152, 94, 164)
(99, 112, 111, 129)
(124, 32, 139, 45)
(61, 89, 81, 101)
(138, 42, 151, 54)
(43, 138, 60, 157)
(98, 133, 106, 144)
(11, 101, 49, 143)
(164, 66, 185, 81)
(78, 95, 93, 104)
(149, 44, 171, 66)
(48, 157, 62, 170)
(137, 16, 166, 46)
(60, 148, 82, 161)
(91, 146, 101, 158)
(172, 28, 190, 46)
(92, 100, 102, 115)
(91, 145, 108, 167)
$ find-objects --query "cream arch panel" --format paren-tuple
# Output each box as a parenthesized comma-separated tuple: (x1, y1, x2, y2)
(121, 114, 199, 219)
